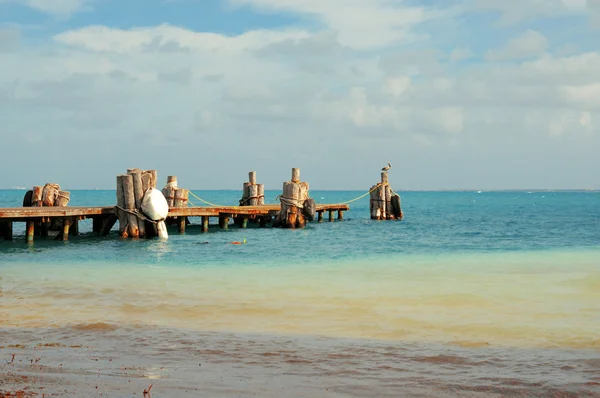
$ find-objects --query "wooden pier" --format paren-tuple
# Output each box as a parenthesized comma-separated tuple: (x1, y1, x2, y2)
(0, 203, 349, 242)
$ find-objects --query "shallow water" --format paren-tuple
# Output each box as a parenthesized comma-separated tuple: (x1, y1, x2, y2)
(1, 190, 599, 396)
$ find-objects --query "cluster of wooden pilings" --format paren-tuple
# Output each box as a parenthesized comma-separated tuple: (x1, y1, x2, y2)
(115, 169, 158, 238)
(239, 171, 265, 206)
(274, 168, 316, 228)
(21, 183, 73, 242)
(162, 176, 190, 234)
(369, 172, 403, 220)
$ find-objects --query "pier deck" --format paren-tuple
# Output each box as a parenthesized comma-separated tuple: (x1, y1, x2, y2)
(0, 203, 350, 241)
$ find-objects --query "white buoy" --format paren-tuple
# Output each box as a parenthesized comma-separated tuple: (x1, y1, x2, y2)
(141, 188, 169, 221)
(141, 188, 170, 240)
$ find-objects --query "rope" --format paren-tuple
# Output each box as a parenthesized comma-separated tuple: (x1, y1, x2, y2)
(340, 183, 385, 204)
(188, 191, 225, 207)
(115, 205, 159, 224)
(239, 195, 265, 206)
(279, 195, 304, 208)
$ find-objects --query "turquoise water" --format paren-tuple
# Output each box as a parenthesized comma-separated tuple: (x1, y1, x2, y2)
(1, 189, 600, 396)
(1, 189, 599, 263)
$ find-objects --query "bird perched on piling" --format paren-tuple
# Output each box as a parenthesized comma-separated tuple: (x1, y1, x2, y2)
(382, 162, 392, 172)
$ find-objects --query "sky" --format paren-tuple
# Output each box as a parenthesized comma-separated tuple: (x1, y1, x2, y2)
(0, 0, 599, 190)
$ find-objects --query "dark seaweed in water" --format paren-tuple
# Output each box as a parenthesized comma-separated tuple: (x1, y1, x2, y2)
(1, 326, 599, 398)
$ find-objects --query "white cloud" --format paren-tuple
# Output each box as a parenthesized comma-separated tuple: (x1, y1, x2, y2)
(486, 30, 548, 61)
(229, 0, 438, 49)
(467, 0, 590, 25)
(450, 47, 473, 62)
(0, 0, 90, 16)
(1, 1, 599, 189)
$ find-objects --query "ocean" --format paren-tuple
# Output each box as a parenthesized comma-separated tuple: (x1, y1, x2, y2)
(1, 189, 599, 397)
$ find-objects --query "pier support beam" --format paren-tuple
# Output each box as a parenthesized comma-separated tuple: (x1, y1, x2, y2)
(70, 219, 79, 237)
(338, 210, 344, 220)
(317, 211, 323, 223)
(178, 216, 186, 234)
(329, 210, 334, 222)
(26, 220, 35, 243)
(99, 214, 118, 236)
(219, 215, 230, 230)
(201, 216, 209, 233)
(93, 216, 102, 235)
(0, 221, 12, 241)
(62, 219, 71, 241)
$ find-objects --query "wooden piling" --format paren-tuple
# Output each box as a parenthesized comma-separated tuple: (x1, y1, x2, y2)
(42, 183, 60, 207)
(201, 216, 209, 232)
(276, 168, 311, 228)
(369, 170, 402, 221)
(329, 210, 334, 222)
(93, 216, 102, 235)
(55, 191, 70, 207)
(257, 184, 265, 205)
(378, 183, 386, 220)
(317, 211, 324, 222)
(292, 168, 300, 183)
(385, 185, 393, 220)
(338, 210, 344, 220)
(219, 215, 230, 230)
(129, 170, 146, 237)
(122, 174, 139, 238)
(32, 186, 43, 207)
(116, 176, 128, 238)
(70, 218, 79, 236)
(174, 188, 189, 234)
(26, 220, 35, 243)
(249, 184, 259, 206)
(0, 221, 12, 241)
(162, 176, 177, 208)
(62, 219, 71, 241)
(240, 171, 263, 207)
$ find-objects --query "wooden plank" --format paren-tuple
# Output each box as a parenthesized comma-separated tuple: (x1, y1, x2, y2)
(0, 204, 349, 220)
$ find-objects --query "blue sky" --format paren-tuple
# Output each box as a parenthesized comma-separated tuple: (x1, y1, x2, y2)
(0, 0, 599, 190)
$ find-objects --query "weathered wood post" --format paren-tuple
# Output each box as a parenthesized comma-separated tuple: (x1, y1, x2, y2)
(239, 171, 265, 207)
(26, 220, 35, 243)
(0, 221, 12, 241)
(201, 216, 209, 233)
(275, 168, 310, 228)
(369, 170, 403, 220)
(42, 183, 60, 207)
(116, 175, 128, 238)
(174, 188, 189, 234)
(128, 169, 146, 238)
(162, 176, 177, 207)
(122, 174, 139, 238)
(142, 170, 158, 238)
(257, 184, 265, 205)
(31, 187, 43, 207)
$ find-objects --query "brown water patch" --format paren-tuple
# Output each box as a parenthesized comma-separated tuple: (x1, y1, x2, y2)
(70, 322, 119, 332)
(413, 354, 473, 365)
